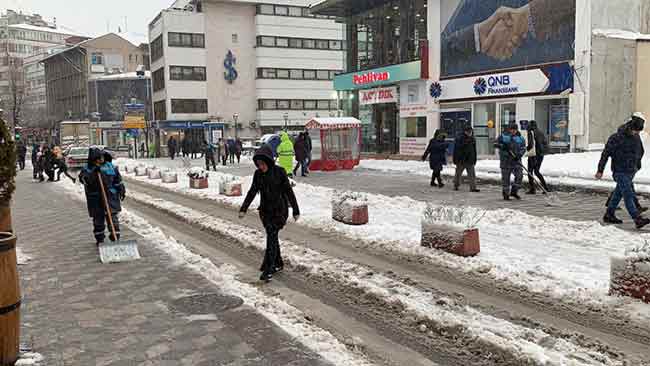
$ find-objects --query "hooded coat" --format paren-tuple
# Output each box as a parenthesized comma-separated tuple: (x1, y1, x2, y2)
(294, 134, 307, 162)
(598, 120, 645, 175)
(277, 132, 295, 175)
(422, 131, 449, 171)
(241, 145, 300, 228)
(78, 148, 125, 217)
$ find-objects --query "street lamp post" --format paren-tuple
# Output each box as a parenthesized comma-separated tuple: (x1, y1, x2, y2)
(233, 113, 239, 140)
(283, 112, 289, 131)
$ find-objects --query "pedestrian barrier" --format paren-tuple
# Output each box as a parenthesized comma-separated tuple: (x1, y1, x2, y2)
(148, 168, 162, 180)
(135, 166, 147, 176)
(420, 205, 482, 257)
(610, 247, 650, 303)
(161, 171, 178, 184)
(0, 232, 20, 365)
(331, 191, 369, 225)
(190, 178, 208, 189)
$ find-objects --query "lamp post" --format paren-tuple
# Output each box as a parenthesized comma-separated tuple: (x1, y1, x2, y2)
(283, 112, 289, 131)
(233, 113, 239, 140)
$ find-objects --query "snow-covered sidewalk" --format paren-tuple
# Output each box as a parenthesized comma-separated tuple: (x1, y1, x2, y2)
(116, 158, 650, 326)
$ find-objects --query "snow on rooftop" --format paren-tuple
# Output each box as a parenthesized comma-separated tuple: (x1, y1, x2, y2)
(92, 71, 151, 81)
(8, 23, 86, 37)
(593, 28, 650, 41)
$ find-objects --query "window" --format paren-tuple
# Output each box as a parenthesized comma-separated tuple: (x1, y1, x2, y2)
(260, 36, 275, 46)
(316, 70, 329, 80)
(289, 7, 302, 17)
(152, 67, 165, 92)
(255, 4, 336, 18)
(275, 6, 288, 15)
(129, 54, 133, 63)
(289, 39, 301, 48)
(258, 4, 274, 14)
(256, 36, 342, 50)
(304, 100, 316, 109)
(329, 70, 339, 79)
(151, 35, 163, 62)
(303, 70, 316, 79)
(169, 66, 206, 81)
(329, 40, 342, 50)
(330, 100, 339, 109)
(91, 52, 104, 65)
(277, 69, 289, 79)
(302, 39, 315, 48)
(405, 117, 427, 138)
(171, 99, 208, 114)
(291, 100, 303, 110)
(317, 100, 330, 110)
(260, 100, 277, 110)
(154, 100, 167, 120)
(290, 69, 302, 79)
(258, 99, 335, 110)
(276, 37, 289, 47)
(232, 33, 238, 43)
(168, 32, 205, 48)
(315, 40, 329, 49)
(257, 68, 341, 80)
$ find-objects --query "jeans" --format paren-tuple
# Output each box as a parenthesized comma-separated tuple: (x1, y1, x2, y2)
(293, 159, 307, 176)
(608, 173, 640, 219)
(527, 156, 548, 192)
(501, 164, 523, 194)
(261, 224, 283, 274)
(454, 163, 477, 190)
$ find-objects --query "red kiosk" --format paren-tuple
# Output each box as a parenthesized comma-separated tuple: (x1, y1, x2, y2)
(305, 117, 362, 171)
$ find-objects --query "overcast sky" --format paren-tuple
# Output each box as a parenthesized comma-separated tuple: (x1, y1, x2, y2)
(2, 0, 174, 39)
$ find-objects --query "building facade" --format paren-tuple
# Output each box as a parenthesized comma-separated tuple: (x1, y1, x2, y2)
(148, 0, 344, 139)
(42, 33, 149, 124)
(314, 0, 650, 156)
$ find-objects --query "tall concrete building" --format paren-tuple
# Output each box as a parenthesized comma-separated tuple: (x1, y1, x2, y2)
(148, 0, 344, 139)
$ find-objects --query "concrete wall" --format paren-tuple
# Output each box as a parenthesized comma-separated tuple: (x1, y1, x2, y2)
(588, 36, 637, 145)
(591, 0, 650, 32)
(636, 41, 650, 121)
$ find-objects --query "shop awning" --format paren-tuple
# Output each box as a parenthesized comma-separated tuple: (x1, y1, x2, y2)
(305, 117, 362, 130)
(310, 0, 392, 17)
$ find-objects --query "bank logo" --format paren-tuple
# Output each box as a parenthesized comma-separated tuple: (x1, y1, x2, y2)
(224, 50, 238, 84)
(429, 81, 442, 99)
(474, 77, 487, 95)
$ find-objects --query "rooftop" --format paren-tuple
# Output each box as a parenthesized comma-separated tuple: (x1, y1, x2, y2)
(8, 23, 86, 37)
(310, 0, 390, 17)
(91, 71, 152, 81)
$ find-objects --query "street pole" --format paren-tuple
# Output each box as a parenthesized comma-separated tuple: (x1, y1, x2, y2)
(233, 113, 239, 140)
(283, 112, 288, 132)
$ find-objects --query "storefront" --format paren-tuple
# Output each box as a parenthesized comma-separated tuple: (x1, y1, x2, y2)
(156, 120, 207, 156)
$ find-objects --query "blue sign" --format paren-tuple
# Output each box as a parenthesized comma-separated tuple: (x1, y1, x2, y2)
(430, 82, 442, 99)
(224, 50, 238, 84)
(157, 121, 208, 130)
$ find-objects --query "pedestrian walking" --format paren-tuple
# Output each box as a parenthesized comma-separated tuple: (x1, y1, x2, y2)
(78, 148, 126, 245)
(140, 141, 146, 159)
(596, 115, 650, 229)
(235, 138, 243, 164)
(168, 136, 178, 160)
(181, 138, 189, 158)
(526, 120, 549, 194)
(239, 144, 300, 282)
(293, 133, 308, 177)
(52, 146, 75, 182)
(31, 143, 41, 179)
(422, 130, 449, 187)
(203, 140, 217, 171)
(218, 138, 228, 166)
(304, 130, 313, 173)
(228, 137, 236, 164)
(277, 131, 295, 177)
(453, 126, 480, 192)
(15, 139, 26, 170)
(42, 146, 56, 182)
(496, 123, 526, 201)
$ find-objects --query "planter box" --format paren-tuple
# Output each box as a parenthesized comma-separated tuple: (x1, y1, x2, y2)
(148, 168, 161, 179)
(190, 177, 208, 189)
(162, 171, 178, 184)
(332, 202, 369, 225)
(134, 166, 147, 176)
(421, 224, 480, 257)
(610, 257, 650, 303)
(221, 182, 242, 197)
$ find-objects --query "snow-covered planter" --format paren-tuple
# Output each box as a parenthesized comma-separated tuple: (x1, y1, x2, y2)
(161, 170, 178, 184)
(332, 191, 369, 225)
(188, 168, 209, 189)
(147, 168, 161, 180)
(218, 176, 242, 197)
(420, 204, 484, 257)
(610, 243, 650, 303)
(134, 165, 147, 176)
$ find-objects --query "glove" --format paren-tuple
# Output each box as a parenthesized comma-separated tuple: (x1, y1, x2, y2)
(238, 211, 246, 219)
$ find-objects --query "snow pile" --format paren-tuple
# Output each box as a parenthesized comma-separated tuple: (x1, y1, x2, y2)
(593, 28, 650, 41)
(14, 352, 44, 365)
(187, 167, 209, 179)
(59, 180, 374, 366)
(127, 190, 622, 366)
(16, 247, 31, 265)
(422, 204, 486, 231)
(332, 191, 368, 224)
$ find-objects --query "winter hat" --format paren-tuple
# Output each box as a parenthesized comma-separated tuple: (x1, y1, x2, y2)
(253, 144, 275, 168)
(508, 122, 519, 131)
(631, 112, 646, 131)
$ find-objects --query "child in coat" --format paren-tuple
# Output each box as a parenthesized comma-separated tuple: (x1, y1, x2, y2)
(422, 130, 450, 188)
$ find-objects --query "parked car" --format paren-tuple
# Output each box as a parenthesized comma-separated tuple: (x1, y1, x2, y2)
(64, 146, 89, 169)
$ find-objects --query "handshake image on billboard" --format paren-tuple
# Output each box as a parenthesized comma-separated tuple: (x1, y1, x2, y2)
(476, 5, 531, 61)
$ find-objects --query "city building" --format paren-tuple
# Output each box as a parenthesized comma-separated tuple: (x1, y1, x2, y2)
(42, 33, 150, 124)
(313, 0, 650, 156)
(148, 0, 344, 141)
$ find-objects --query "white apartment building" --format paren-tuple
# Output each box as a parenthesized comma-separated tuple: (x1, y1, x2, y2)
(148, 0, 344, 138)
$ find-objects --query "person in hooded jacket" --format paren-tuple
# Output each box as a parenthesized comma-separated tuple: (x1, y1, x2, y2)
(53, 146, 75, 182)
(293, 132, 308, 177)
(526, 120, 549, 194)
(239, 145, 300, 282)
(496, 122, 526, 200)
(78, 148, 126, 245)
(453, 126, 480, 192)
(422, 129, 449, 187)
(31, 143, 41, 179)
(277, 131, 295, 177)
(597, 114, 650, 229)
(42, 145, 56, 182)
(15, 139, 27, 170)
(203, 140, 217, 171)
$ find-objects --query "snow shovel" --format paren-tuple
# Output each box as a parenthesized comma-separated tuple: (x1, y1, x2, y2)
(97, 171, 140, 263)
(512, 154, 563, 207)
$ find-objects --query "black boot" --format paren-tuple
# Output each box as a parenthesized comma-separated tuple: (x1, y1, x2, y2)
(259, 272, 273, 282)
(603, 213, 623, 224)
(503, 192, 510, 201)
(635, 216, 650, 230)
(510, 191, 521, 200)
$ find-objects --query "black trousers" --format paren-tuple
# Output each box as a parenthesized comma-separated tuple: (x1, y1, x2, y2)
(93, 211, 120, 243)
(57, 164, 75, 181)
(261, 224, 283, 274)
(205, 155, 217, 171)
(527, 156, 548, 192)
(222, 156, 227, 165)
(430, 169, 443, 186)
(18, 156, 25, 170)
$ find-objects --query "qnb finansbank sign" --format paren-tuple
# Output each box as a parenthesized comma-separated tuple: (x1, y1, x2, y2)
(438, 68, 553, 101)
(334, 61, 421, 91)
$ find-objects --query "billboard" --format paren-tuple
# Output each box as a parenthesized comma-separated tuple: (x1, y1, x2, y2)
(441, 0, 576, 78)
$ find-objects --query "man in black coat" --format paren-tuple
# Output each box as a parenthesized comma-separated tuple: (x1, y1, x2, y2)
(239, 144, 300, 282)
(168, 136, 177, 160)
(15, 139, 27, 170)
(304, 130, 313, 173)
(526, 120, 549, 194)
(596, 115, 650, 229)
(453, 126, 480, 192)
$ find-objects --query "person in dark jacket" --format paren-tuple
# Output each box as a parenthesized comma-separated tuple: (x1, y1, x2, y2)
(304, 130, 313, 173)
(526, 120, 549, 194)
(16, 139, 27, 170)
(227, 138, 236, 164)
(496, 123, 526, 200)
(597, 115, 650, 229)
(78, 148, 126, 245)
(235, 138, 243, 164)
(31, 143, 41, 179)
(42, 146, 56, 182)
(203, 140, 217, 171)
(168, 136, 178, 160)
(239, 144, 300, 282)
(293, 133, 308, 177)
(453, 126, 480, 192)
(422, 129, 449, 187)
(53, 146, 75, 182)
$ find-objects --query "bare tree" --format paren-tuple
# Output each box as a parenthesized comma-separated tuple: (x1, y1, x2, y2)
(5, 57, 25, 130)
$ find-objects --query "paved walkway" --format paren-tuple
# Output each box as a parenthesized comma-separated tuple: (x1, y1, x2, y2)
(12, 170, 330, 366)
